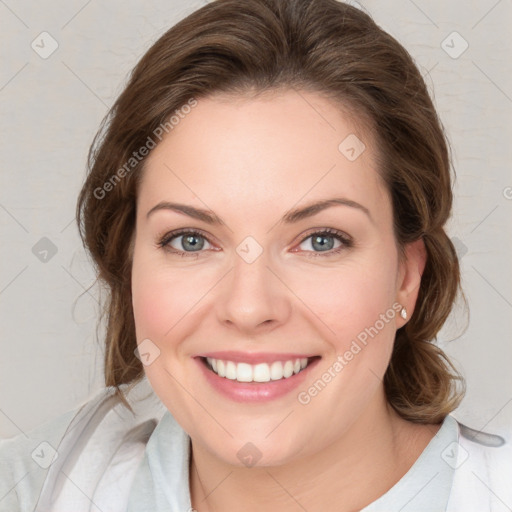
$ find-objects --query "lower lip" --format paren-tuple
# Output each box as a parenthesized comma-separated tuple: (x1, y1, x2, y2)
(195, 357, 320, 403)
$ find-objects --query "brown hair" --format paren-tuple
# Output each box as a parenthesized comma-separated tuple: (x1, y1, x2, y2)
(77, 0, 465, 421)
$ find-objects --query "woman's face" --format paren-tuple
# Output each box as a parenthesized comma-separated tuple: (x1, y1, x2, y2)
(131, 90, 424, 467)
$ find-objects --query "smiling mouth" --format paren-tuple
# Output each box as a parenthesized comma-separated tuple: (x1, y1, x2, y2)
(201, 356, 320, 383)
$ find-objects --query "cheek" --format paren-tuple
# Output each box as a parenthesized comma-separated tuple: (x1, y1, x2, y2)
(132, 275, 203, 349)
(286, 256, 398, 347)
(131, 248, 194, 342)
(131, 248, 221, 357)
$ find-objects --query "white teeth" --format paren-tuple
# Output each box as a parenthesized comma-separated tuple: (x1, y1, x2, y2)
(236, 363, 253, 382)
(270, 361, 283, 381)
(226, 361, 237, 380)
(217, 359, 226, 377)
(253, 363, 270, 382)
(205, 357, 311, 383)
(283, 360, 294, 378)
(208, 357, 217, 372)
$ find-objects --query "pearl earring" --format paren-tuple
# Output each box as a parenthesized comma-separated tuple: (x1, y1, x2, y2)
(400, 307, 407, 320)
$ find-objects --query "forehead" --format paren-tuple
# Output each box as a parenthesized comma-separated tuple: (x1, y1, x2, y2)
(138, 89, 389, 223)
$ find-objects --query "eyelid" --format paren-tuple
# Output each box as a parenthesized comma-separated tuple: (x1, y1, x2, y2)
(295, 227, 353, 245)
(157, 228, 218, 256)
(290, 227, 353, 257)
(157, 226, 353, 257)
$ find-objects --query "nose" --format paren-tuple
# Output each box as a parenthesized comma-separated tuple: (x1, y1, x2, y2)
(215, 249, 292, 335)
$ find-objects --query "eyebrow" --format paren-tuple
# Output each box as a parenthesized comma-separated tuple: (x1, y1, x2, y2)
(146, 197, 372, 225)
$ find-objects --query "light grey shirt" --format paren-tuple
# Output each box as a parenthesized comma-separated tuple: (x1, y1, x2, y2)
(362, 416, 458, 511)
(126, 410, 458, 511)
(1, 382, 510, 511)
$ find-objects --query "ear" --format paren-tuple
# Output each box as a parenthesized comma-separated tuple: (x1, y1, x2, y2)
(395, 238, 427, 327)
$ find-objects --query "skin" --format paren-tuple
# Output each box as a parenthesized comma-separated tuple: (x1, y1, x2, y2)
(131, 89, 439, 512)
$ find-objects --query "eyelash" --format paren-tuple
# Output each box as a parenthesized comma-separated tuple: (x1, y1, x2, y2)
(157, 228, 353, 258)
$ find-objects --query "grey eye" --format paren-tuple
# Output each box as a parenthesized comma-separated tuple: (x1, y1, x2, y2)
(169, 233, 211, 252)
(299, 234, 341, 252)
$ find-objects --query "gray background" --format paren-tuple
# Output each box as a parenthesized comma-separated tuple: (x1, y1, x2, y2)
(1, 0, 511, 439)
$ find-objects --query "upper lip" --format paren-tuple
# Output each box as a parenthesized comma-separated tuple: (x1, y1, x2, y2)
(196, 351, 319, 364)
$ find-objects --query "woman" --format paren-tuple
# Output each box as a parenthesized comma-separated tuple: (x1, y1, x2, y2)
(1, 0, 510, 510)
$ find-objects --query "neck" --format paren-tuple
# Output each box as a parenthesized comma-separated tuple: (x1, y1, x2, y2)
(189, 388, 440, 512)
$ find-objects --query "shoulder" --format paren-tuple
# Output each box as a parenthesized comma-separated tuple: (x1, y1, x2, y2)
(0, 379, 166, 512)
(457, 418, 512, 472)
(0, 394, 92, 512)
(447, 415, 512, 512)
